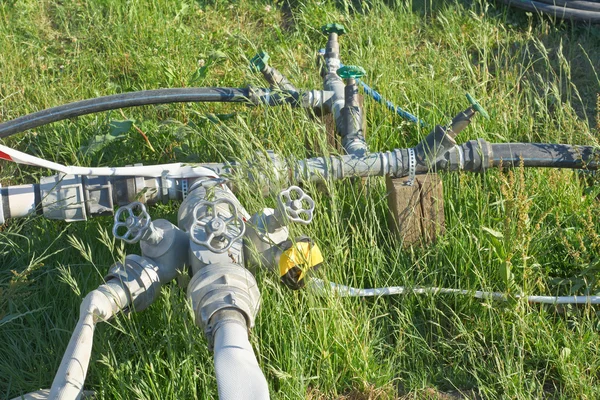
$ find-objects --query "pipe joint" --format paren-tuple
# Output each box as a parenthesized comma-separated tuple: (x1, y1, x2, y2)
(104, 255, 162, 313)
(187, 263, 261, 349)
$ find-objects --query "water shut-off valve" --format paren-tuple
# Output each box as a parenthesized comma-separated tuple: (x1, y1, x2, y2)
(447, 93, 490, 137)
(321, 23, 346, 61)
(277, 185, 315, 225)
(190, 198, 246, 254)
(250, 51, 299, 94)
(335, 65, 368, 156)
(113, 202, 162, 244)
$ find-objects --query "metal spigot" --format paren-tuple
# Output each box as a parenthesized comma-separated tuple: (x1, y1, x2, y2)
(447, 93, 490, 137)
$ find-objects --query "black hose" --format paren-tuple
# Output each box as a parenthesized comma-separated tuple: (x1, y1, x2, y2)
(0, 87, 251, 139)
(500, 0, 600, 21)
(534, 0, 600, 12)
(490, 143, 600, 169)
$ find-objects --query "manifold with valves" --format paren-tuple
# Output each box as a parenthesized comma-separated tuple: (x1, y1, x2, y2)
(16, 176, 322, 400)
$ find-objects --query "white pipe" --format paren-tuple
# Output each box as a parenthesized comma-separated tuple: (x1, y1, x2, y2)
(213, 322, 270, 400)
(0, 144, 217, 178)
(310, 279, 600, 305)
(48, 288, 118, 400)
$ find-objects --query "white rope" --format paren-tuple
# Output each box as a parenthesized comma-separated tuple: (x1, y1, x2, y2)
(310, 279, 600, 305)
(0, 144, 218, 178)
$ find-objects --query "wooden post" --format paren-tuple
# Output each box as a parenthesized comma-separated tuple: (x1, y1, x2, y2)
(386, 173, 445, 246)
(386, 175, 423, 245)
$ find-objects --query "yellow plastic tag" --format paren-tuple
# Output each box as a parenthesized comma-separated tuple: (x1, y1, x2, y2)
(279, 241, 324, 281)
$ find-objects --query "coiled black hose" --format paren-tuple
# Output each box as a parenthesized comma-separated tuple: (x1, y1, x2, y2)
(500, 0, 600, 22)
(0, 88, 251, 139)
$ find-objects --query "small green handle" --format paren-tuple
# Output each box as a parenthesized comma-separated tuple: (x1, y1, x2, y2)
(465, 93, 489, 120)
(321, 23, 346, 35)
(336, 65, 366, 79)
(250, 51, 270, 72)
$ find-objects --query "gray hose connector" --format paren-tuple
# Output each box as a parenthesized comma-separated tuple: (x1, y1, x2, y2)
(104, 255, 162, 313)
(187, 263, 261, 348)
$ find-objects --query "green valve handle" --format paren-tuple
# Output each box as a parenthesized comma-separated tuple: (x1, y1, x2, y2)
(336, 65, 366, 80)
(250, 51, 270, 72)
(465, 93, 489, 120)
(321, 23, 346, 35)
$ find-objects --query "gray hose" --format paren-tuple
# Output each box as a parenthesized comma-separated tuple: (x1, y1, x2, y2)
(213, 321, 270, 400)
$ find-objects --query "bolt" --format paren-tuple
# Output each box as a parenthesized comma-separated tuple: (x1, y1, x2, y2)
(207, 217, 226, 235)
(291, 199, 303, 211)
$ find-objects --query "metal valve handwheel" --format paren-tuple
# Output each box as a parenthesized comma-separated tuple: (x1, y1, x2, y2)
(277, 186, 315, 225)
(190, 198, 246, 254)
(113, 201, 152, 244)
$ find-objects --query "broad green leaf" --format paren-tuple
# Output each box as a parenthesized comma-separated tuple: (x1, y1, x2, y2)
(79, 120, 133, 155)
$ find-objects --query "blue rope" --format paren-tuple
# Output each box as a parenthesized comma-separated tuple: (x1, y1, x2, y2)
(319, 49, 426, 126)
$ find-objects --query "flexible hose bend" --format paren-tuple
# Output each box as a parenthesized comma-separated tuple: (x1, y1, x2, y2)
(48, 289, 117, 400)
(0, 88, 250, 139)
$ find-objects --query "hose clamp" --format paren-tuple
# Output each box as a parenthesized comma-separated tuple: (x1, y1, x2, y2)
(404, 147, 416, 186)
(456, 145, 464, 170)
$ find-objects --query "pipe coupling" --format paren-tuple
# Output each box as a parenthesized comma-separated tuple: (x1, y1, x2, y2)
(187, 263, 261, 347)
(105, 255, 161, 313)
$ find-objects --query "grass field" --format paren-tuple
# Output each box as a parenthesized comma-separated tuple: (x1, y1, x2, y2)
(1, 0, 600, 398)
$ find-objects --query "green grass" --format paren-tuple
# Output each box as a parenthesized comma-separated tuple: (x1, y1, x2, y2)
(1, 0, 600, 398)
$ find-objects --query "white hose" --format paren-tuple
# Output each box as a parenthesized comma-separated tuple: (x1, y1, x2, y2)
(10, 389, 96, 400)
(310, 279, 600, 305)
(48, 289, 117, 400)
(213, 322, 270, 400)
(0, 144, 217, 178)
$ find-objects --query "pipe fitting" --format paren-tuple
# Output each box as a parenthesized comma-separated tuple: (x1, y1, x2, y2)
(104, 255, 162, 313)
(140, 219, 189, 282)
(462, 139, 493, 172)
(414, 125, 457, 171)
(187, 263, 261, 348)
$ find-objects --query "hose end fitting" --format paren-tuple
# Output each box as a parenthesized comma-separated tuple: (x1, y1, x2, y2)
(104, 255, 162, 313)
(187, 263, 261, 349)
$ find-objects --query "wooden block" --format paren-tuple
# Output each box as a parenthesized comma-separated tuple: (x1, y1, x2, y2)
(386, 175, 423, 245)
(416, 174, 445, 243)
(386, 173, 445, 246)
